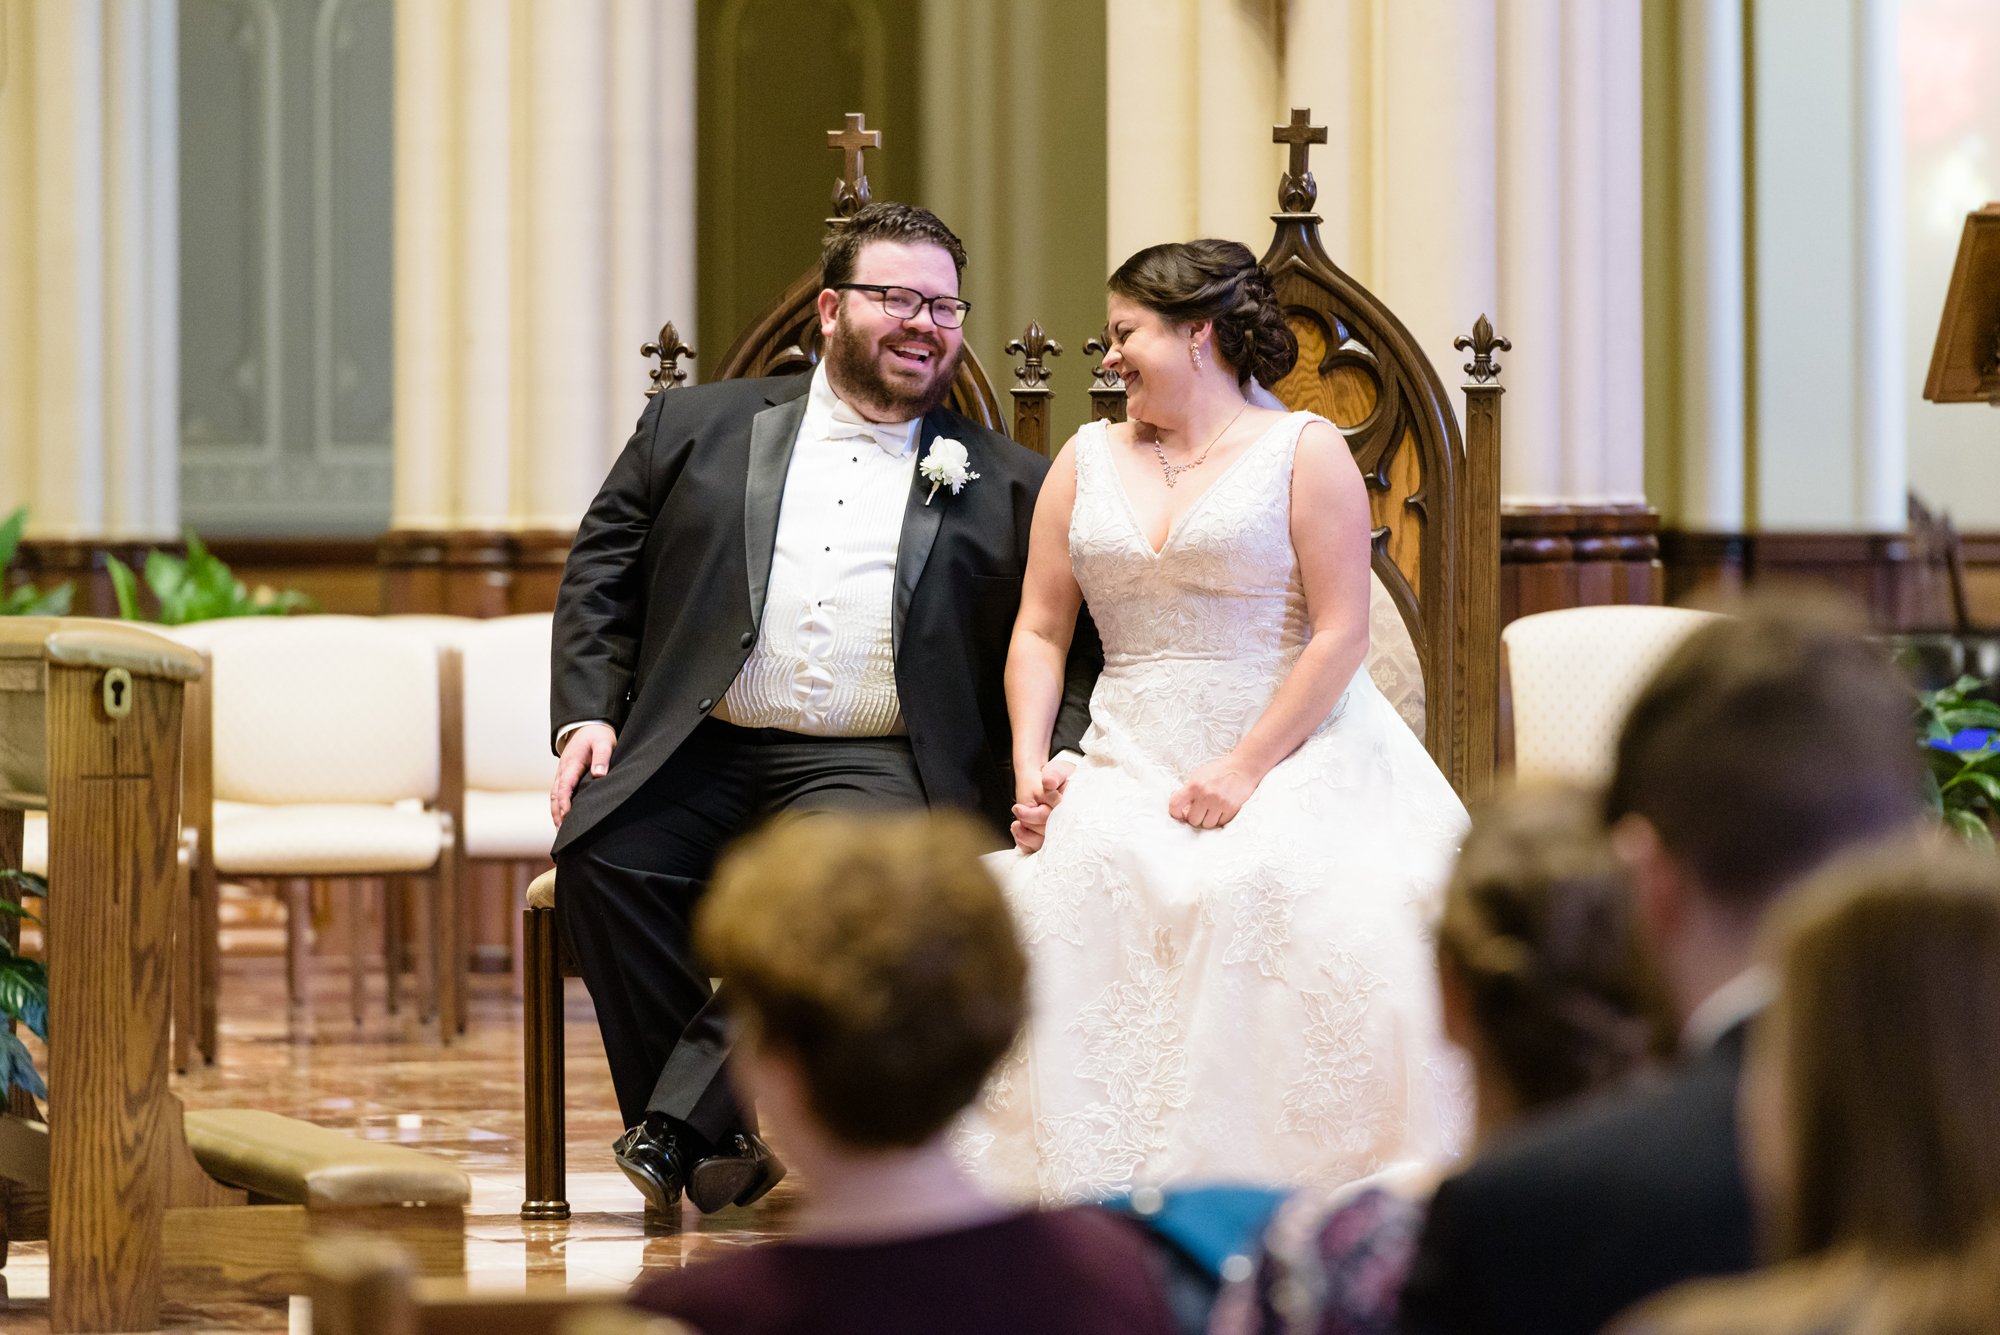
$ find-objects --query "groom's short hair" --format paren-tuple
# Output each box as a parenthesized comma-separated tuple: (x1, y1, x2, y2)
(1605, 591, 1922, 908)
(697, 811, 1024, 1149)
(821, 202, 968, 293)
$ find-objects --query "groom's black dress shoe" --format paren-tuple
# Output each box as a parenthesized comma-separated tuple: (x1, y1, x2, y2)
(612, 1121, 688, 1214)
(687, 1133, 787, 1213)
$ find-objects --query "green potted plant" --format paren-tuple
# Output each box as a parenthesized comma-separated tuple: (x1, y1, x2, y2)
(1918, 675, 2000, 847)
(0, 869, 47, 1101)
(0, 508, 74, 617)
(106, 528, 316, 624)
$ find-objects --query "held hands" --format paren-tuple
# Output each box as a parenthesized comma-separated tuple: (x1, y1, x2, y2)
(551, 723, 618, 826)
(1168, 757, 1259, 830)
(1011, 755, 1079, 853)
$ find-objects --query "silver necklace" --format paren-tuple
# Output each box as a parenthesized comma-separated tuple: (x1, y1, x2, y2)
(1152, 402, 1250, 487)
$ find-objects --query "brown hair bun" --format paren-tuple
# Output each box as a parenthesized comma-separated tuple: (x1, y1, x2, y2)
(1108, 238, 1298, 388)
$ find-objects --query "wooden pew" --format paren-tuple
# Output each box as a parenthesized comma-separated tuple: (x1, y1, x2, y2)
(0, 618, 470, 1331)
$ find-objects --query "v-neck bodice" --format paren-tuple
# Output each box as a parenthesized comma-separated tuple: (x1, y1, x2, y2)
(1071, 412, 1316, 683)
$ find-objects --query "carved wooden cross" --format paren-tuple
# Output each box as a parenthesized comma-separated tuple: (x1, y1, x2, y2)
(1274, 108, 1328, 213)
(827, 112, 881, 220)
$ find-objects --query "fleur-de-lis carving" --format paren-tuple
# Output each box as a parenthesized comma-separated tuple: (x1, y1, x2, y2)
(1006, 321, 1062, 389)
(1084, 328, 1124, 390)
(1454, 314, 1511, 384)
(642, 321, 695, 396)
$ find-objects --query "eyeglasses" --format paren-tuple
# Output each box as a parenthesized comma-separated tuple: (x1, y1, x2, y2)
(832, 284, 971, 330)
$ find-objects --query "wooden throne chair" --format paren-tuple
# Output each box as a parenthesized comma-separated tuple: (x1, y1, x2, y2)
(520, 109, 1505, 1221)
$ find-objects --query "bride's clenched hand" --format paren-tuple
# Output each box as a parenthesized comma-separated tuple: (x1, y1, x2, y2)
(1168, 758, 1259, 829)
(1010, 755, 1079, 853)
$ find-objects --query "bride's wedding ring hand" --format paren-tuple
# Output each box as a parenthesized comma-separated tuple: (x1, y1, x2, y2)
(1038, 756, 1078, 807)
(1168, 759, 1256, 830)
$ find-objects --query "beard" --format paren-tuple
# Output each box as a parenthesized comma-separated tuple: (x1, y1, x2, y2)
(824, 311, 962, 421)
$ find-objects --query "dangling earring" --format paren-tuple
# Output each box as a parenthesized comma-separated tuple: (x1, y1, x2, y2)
(1190, 340, 1203, 372)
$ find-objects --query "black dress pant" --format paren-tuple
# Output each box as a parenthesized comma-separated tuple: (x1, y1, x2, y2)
(554, 717, 927, 1142)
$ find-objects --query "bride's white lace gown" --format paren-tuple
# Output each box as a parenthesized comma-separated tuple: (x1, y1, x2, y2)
(959, 412, 1471, 1204)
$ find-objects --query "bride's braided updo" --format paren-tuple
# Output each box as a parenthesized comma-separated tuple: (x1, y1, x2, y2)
(1108, 239, 1299, 388)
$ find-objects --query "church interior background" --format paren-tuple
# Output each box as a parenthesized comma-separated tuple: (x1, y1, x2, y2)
(1, 0, 1998, 1327)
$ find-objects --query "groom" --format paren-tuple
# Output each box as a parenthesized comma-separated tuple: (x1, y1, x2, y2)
(548, 202, 1100, 1215)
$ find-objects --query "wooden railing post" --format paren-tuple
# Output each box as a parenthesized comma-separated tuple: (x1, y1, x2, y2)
(1006, 322, 1061, 457)
(1084, 329, 1127, 424)
(520, 904, 568, 1221)
(1455, 316, 1507, 806)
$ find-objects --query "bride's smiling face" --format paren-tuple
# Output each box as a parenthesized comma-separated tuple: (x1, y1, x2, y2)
(1102, 294, 1204, 426)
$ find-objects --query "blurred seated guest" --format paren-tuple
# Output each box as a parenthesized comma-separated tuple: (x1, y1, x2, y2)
(1399, 595, 1926, 1335)
(630, 812, 1177, 1335)
(1613, 837, 2000, 1335)
(1208, 786, 1664, 1335)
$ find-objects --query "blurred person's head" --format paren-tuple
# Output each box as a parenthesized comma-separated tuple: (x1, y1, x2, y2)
(1603, 593, 1923, 1025)
(1438, 786, 1667, 1145)
(1742, 838, 2000, 1265)
(695, 811, 1025, 1154)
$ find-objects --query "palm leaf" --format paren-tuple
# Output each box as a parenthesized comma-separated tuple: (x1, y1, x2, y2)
(0, 869, 46, 898)
(0, 1030, 46, 1101)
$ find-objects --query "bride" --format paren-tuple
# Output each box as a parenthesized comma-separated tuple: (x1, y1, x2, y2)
(958, 239, 1470, 1203)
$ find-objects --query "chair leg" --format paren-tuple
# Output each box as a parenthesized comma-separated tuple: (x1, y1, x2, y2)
(383, 875, 404, 1016)
(172, 841, 195, 1074)
(522, 904, 568, 1220)
(197, 859, 221, 1064)
(509, 862, 529, 1003)
(415, 872, 438, 1026)
(284, 878, 311, 1007)
(348, 878, 367, 1026)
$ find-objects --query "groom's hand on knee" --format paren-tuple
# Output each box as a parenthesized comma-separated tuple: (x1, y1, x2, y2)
(552, 723, 618, 826)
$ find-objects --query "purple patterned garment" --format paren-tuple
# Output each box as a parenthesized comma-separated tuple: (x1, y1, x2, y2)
(1240, 1187, 1430, 1335)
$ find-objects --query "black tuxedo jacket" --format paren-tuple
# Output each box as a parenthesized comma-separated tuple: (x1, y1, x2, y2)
(550, 373, 1101, 853)
(1399, 1021, 1757, 1335)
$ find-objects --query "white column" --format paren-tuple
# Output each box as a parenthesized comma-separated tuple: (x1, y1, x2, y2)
(456, 0, 512, 529)
(522, 0, 610, 530)
(1497, 0, 1563, 506)
(1855, 0, 1904, 530)
(392, 0, 696, 534)
(1193, 0, 1282, 247)
(1107, 0, 1199, 263)
(1282, 0, 1358, 268)
(1558, 0, 1606, 504)
(1678, 0, 1746, 530)
(1602, 0, 1646, 506)
(392, 0, 457, 530)
(1374, 0, 1497, 397)
(0, 0, 177, 541)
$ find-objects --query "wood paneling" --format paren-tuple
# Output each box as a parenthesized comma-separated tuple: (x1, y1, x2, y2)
(1501, 506, 1664, 626)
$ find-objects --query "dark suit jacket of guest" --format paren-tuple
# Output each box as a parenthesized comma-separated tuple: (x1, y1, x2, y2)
(550, 373, 1102, 854)
(1399, 1020, 1757, 1335)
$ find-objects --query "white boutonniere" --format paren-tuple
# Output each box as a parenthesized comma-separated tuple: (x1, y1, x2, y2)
(919, 439, 980, 505)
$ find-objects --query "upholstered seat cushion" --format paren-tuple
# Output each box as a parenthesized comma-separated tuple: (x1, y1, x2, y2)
(182, 1108, 470, 1209)
(464, 790, 555, 860)
(1503, 605, 1720, 785)
(527, 867, 556, 910)
(211, 800, 446, 875)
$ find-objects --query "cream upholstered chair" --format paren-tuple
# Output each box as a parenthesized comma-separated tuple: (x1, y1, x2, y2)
(177, 616, 465, 1034)
(1499, 605, 1721, 787)
(457, 614, 558, 999)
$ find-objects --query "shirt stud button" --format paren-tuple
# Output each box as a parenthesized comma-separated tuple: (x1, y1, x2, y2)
(697, 698, 713, 712)
(739, 632, 754, 648)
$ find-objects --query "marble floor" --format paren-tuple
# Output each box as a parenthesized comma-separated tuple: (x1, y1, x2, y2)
(0, 959, 798, 1332)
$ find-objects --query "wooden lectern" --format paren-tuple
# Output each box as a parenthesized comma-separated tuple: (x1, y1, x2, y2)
(1925, 203, 2000, 406)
